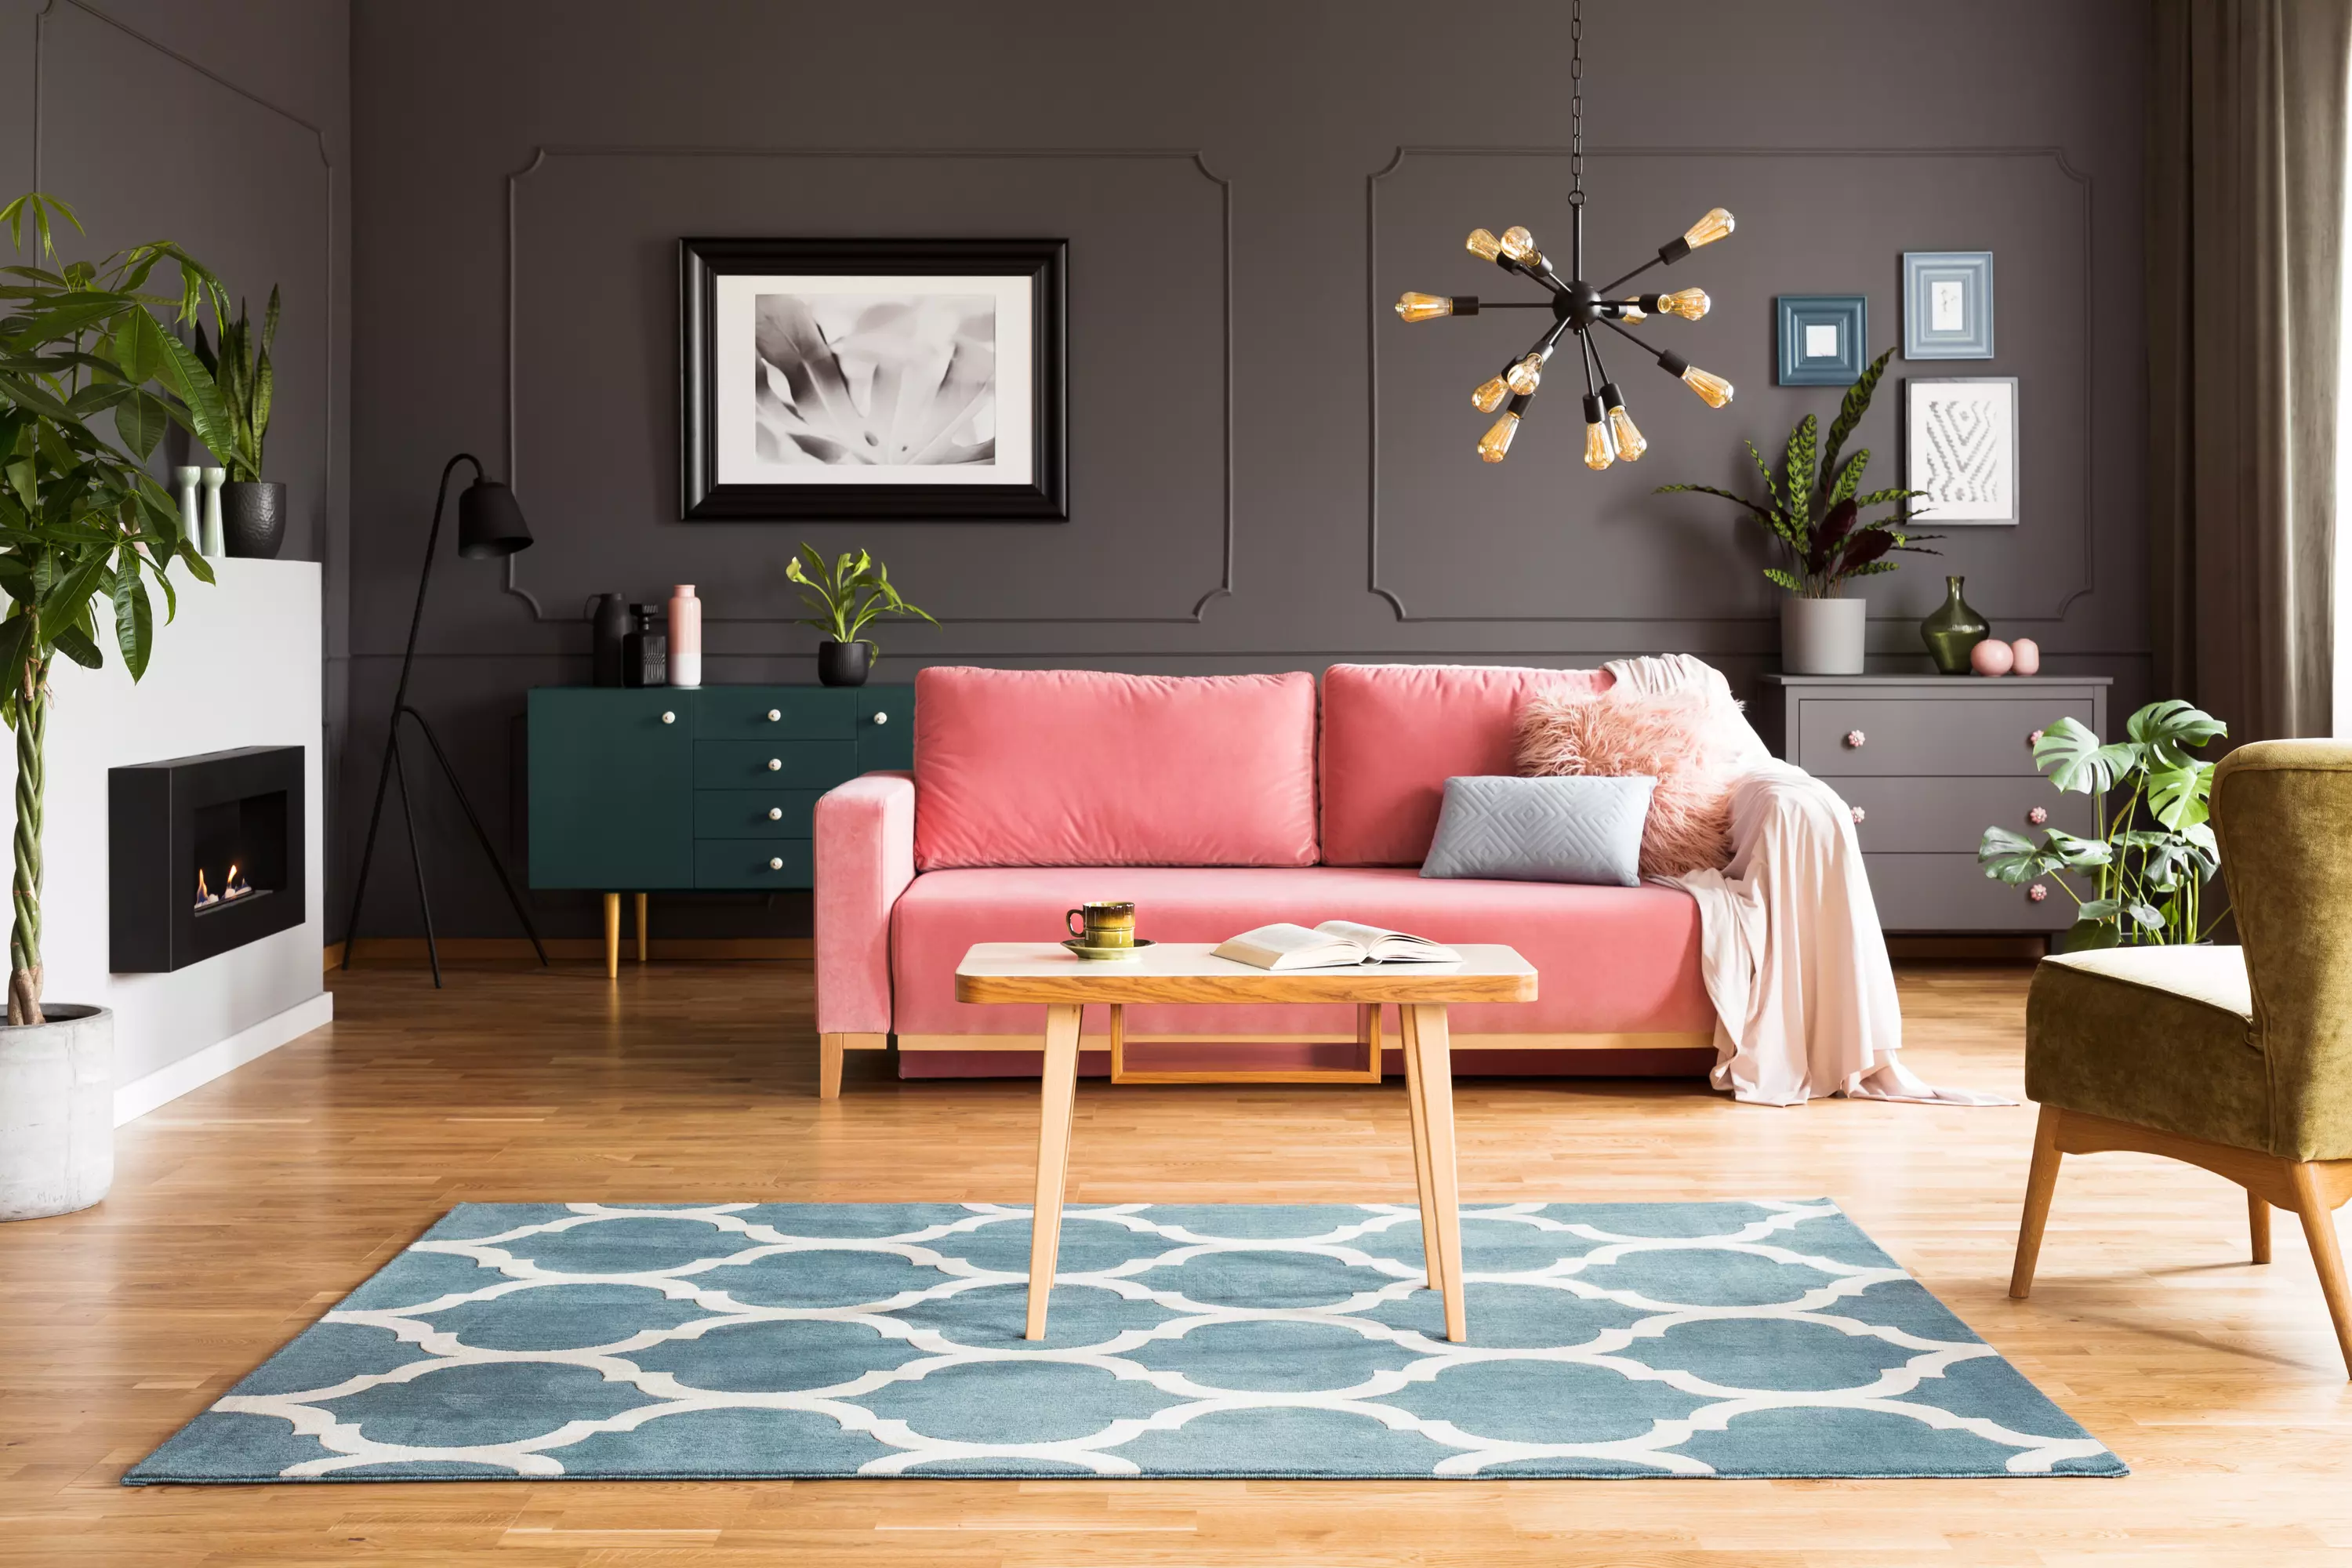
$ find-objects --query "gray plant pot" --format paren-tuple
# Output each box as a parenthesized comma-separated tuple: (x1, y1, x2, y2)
(0, 1004, 112, 1221)
(1780, 597, 1867, 676)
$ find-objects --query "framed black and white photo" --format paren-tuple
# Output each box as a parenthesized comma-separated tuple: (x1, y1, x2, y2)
(1901, 251, 1994, 360)
(1906, 376, 2018, 527)
(680, 237, 1067, 521)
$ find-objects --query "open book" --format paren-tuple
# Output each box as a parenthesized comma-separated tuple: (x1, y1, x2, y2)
(1212, 920, 1461, 971)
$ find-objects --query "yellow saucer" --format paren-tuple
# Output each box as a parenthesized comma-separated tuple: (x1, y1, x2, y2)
(1062, 937, 1156, 961)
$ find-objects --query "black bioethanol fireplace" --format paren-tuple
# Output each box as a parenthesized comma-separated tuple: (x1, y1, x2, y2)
(110, 746, 304, 972)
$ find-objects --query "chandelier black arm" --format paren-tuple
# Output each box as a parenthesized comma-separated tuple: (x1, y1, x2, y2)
(1585, 324, 1614, 389)
(1598, 314, 1662, 359)
(1577, 328, 1600, 400)
(1598, 255, 1666, 296)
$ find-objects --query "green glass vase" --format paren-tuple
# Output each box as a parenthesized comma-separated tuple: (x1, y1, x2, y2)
(1920, 575, 1989, 675)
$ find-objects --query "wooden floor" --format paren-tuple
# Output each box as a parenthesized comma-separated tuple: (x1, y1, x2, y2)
(4, 960, 2350, 1566)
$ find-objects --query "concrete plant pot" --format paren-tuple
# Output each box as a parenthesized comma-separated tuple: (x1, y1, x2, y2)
(1780, 597, 1867, 676)
(0, 1004, 112, 1221)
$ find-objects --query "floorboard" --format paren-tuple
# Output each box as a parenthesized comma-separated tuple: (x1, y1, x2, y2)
(1, 959, 2347, 1565)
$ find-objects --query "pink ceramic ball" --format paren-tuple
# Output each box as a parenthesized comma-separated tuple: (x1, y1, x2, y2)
(2010, 637, 2042, 677)
(1971, 638, 2016, 677)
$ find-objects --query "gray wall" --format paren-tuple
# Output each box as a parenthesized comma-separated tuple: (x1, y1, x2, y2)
(347, 0, 2147, 939)
(0, 0, 353, 930)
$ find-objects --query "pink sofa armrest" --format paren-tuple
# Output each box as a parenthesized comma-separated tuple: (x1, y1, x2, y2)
(815, 771, 916, 1036)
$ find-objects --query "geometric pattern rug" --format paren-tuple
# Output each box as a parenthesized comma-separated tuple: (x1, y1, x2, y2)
(126, 1200, 2125, 1483)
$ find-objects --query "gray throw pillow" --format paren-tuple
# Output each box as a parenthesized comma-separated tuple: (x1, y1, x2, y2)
(1420, 775, 1656, 887)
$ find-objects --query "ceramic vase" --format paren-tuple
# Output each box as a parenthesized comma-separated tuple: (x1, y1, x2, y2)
(173, 467, 202, 553)
(221, 481, 285, 559)
(818, 640, 872, 687)
(199, 467, 226, 557)
(586, 593, 631, 687)
(1919, 575, 1989, 675)
(1780, 597, 1866, 676)
(667, 584, 702, 688)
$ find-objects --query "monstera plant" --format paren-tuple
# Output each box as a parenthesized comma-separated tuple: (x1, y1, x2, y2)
(1977, 700, 2229, 949)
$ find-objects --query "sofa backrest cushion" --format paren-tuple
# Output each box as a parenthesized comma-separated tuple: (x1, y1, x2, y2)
(913, 666, 1322, 869)
(1320, 663, 1612, 866)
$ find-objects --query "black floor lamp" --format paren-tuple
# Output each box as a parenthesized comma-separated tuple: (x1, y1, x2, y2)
(341, 452, 550, 986)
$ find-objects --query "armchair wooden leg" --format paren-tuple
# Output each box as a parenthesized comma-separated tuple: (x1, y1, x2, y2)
(2009, 1104, 2065, 1299)
(2288, 1163, 2352, 1379)
(2250, 1190, 2272, 1265)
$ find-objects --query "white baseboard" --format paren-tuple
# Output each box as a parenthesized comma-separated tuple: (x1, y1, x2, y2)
(113, 991, 336, 1126)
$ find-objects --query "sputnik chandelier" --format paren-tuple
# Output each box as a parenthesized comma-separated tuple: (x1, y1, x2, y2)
(1392, 0, 1736, 468)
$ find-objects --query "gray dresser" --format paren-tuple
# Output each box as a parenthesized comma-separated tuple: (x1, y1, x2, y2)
(1755, 673, 2111, 934)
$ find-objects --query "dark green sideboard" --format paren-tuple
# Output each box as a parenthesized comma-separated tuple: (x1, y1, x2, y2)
(528, 686, 912, 929)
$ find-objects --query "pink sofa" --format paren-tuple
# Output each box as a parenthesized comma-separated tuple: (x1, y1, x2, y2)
(811, 664, 1719, 1096)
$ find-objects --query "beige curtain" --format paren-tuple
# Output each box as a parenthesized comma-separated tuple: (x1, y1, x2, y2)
(2150, 0, 2352, 741)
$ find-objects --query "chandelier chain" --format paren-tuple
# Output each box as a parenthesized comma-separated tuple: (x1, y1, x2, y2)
(1567, 0, 1584, 208)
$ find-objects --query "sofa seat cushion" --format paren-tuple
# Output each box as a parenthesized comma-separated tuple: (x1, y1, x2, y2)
(889, 864, 1713, 1041)
(913, 667, 1320, 869)
(2026, 946, 2270, 1152)
(1321, 663, 1613, 866)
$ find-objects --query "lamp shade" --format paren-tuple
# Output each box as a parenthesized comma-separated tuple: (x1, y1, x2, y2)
(456, 477, 532, 558)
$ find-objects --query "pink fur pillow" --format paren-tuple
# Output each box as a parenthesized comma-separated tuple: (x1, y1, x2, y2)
(1514, 690, 1737, 877)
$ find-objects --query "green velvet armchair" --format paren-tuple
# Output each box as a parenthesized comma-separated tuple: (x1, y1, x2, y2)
(2009, 738, 2352, 1377)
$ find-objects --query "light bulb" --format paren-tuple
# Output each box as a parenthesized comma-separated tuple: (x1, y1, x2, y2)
(1499, 226, 1541, 264)
(1472, 375, 1509, 413)
(1583, 418, 1615, 471)
(1465, 227, 1503, 262)
(1477, 411, 1519, 463)
(1682, 208, 1736, 249)
(1657, 287, 1710, 321)
(1504, 352, 1544, 395)
(1607, 403, 1648, 462)
(1395, 292, 1454, 323)
(1680, 365, 1735, 408)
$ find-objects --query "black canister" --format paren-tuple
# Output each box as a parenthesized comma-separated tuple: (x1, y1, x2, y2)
(586, 593, 630, 687)
(621, 603, 667, 688)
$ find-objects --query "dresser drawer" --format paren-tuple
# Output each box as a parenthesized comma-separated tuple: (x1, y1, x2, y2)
(1797, 695, 2096, 778)
(1864, 851, 2075, 932)
(695, 739, 855, 789)
(695, 838, 814, 889)
(1836, 777, 2096, 855)
(694, 789, 821, 839)
(696, 686, 855, 739)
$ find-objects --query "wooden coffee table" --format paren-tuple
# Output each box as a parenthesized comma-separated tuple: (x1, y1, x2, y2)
(953, 942, 1539, 1344)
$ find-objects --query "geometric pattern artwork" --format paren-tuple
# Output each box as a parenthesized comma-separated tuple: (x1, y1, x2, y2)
(1907, 377, 2020, 526)
(1422, 775, 1653, 887)
(126, 1201, 2124, 1483)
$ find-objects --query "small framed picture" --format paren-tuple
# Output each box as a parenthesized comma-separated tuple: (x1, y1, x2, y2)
(1906, 376, 2019, 527)
(1776, 294, 1867, 386)
(1902, 251, 1994, 359)
(679, 236, 1069, 521)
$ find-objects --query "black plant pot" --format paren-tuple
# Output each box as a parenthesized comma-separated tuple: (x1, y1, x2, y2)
(220, 481, 286, 559)
(817, 641, 872, 687)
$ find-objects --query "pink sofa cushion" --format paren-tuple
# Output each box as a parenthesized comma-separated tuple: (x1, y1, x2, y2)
(1321, 664, 1613, 866)
(913, 667, 1320, 869)
(889, 864, 1711, 1041)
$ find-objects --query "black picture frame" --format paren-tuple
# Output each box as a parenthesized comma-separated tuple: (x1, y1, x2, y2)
(679, 236, 1068, 521)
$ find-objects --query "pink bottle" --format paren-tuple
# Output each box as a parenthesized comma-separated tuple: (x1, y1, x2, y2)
(668, 585, 702, 688)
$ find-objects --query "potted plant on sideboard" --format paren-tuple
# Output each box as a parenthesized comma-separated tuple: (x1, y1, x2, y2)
(0, 194, 220, 1220)
(194, 284, 281, 558)
(784, 543, 935, 687)
(1657, 348, 1937, 674)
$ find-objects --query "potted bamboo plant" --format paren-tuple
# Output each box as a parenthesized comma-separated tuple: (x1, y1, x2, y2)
(783, 543, 935, 687)
(0, 194, 223, 1220)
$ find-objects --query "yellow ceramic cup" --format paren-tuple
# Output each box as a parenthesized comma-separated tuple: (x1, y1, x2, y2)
(1065, 901, 1136, 948)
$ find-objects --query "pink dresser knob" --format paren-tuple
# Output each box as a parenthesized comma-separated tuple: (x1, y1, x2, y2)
(1849, 806, 1866, 823)
(2027, 806, 2049, 826)
(2027, 884, 2049, 902)
(2027, 728, 2044, 746)
(1843, 730, 1865, 749)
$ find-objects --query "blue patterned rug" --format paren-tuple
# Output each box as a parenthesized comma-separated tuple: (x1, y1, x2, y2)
(127, 1200, 2122, 1483)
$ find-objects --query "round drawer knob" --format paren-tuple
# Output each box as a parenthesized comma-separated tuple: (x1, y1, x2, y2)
(768, 857, 784, 871)
(2027, 883, 2049, 902)
(872, 710, 889, 725)
(1843, 730, 1865, 749)
(2027, 806, 2049, 826)
(768, 807, 782, 821)
(2028, 728, 2045, 746)
(768, 708, 781, 722)
(660, 711, 675, 724)
(767, 757, 782, 771)
(1849, 806, 1865, 823)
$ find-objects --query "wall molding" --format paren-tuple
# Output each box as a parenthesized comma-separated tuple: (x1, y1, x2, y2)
(113, 990, 334, 1125)
(1366, 144, 2098, 626)
(502, 143, 1236, 627)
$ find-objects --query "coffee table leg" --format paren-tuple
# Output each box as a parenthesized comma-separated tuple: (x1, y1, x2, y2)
(1398, 1004, 1442, 1295)
(1025, 1002, 1084, 1340)
(1409, 1003, 1468, 1342)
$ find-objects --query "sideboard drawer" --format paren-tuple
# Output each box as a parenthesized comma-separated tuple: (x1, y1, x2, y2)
(1864, 851, 2075, 932)
(1798, 696, 2094, 778)
(696, 686, 857, 738)
(695, 739, 855, 789)
(1836, 776, 2096, 855)
(695, 838, 815, 889)
(694, 789, 822, 839)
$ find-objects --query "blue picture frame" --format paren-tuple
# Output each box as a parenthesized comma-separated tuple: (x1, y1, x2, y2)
(1903, 251, 1994, 359)
(1777, 295, 1867, 386)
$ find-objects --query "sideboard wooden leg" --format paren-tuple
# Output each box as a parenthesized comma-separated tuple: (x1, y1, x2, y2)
(634, 893, 648, 964)
(602, 893, 620, 980)
(1025, 1003, 1083, 1341)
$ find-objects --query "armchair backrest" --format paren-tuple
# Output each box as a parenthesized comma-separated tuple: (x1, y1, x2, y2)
(2212, 739, 2352, 1160)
